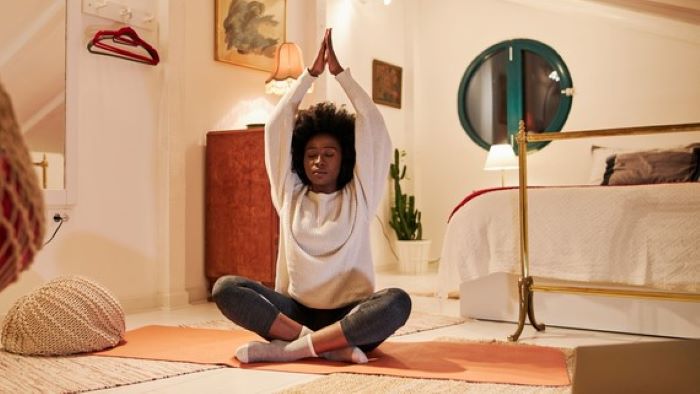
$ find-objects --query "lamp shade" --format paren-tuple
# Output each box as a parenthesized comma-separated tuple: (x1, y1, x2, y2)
(484, 144, 518, 171)
(265, 42, 304, 95)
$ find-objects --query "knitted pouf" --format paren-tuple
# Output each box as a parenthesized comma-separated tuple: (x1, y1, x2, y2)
(0, 81, 45, 292)
(1, 276, 126, 356)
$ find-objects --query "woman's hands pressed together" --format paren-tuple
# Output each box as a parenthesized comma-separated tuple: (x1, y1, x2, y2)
(308, 30, 327, 77)
(307, 28, 344, 77)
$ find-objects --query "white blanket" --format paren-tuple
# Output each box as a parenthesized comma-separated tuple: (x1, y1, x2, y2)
(438, 183, 700, 297)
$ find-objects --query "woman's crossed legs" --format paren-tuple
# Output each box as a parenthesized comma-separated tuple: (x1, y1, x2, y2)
(211, 276, 411, 363)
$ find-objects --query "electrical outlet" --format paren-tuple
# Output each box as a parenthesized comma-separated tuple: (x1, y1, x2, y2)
(53, 213, 70, 223)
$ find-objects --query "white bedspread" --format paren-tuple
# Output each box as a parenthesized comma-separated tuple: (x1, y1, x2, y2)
(438, 183, 700, 297)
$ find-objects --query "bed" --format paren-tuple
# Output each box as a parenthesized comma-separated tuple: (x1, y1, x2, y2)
(438, 123, 700, 339)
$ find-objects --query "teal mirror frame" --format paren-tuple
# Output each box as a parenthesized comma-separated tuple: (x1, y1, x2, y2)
(457, 39, 573, 152)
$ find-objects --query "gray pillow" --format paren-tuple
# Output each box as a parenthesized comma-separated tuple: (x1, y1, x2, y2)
(603, 146, 700, 186)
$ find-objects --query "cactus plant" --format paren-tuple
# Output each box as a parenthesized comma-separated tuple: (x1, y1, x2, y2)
(389, 149, 422, 240)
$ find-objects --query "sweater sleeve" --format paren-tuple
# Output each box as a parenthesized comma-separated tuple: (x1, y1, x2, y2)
(264, 70, 317, 210)
(335, 69, 393, 214)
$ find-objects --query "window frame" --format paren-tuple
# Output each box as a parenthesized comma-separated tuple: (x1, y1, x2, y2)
(457, 39, 574, 152)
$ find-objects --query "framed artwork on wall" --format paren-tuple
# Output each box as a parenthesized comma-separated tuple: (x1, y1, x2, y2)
(215, 0, 286, 72)
(372, 59, 402, 109)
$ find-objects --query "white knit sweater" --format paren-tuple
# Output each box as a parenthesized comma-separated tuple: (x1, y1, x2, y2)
(265, 69, 392, 309)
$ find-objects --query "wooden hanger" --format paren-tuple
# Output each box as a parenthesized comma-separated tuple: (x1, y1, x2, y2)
(87, 26, 159, 65)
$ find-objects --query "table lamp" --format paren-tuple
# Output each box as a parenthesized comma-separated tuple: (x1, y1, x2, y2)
(484, 144, 518, 187)
(265, 42, 304, 95)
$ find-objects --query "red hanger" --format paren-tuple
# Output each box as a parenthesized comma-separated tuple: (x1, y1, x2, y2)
(87, 27, 159, 65)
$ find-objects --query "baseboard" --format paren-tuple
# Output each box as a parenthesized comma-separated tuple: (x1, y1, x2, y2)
(119, 290, 190, 313)
(119, 294, 161, 314)
(186, 285, 209, 304)
(156, 290, 190, 310)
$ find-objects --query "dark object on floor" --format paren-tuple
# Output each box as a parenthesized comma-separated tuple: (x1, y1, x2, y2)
(572, 339, 700, 394)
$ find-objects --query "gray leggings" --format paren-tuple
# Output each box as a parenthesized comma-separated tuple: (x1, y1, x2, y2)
(211, 275, 412, 353)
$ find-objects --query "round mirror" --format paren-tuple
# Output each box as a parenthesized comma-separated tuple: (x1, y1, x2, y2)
(458, 39, 573, 152)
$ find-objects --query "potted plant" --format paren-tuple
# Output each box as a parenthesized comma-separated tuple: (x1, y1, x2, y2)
(389, 149, 431, 274)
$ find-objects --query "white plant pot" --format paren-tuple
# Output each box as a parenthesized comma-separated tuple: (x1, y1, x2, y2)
(395, 239, 432, 274)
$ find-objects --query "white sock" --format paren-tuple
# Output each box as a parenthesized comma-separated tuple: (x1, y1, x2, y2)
(320, 346, 368, 364)
(299, 325, 314, 337)
(235, 335, 317, 364)
(298, 326, 368, 364)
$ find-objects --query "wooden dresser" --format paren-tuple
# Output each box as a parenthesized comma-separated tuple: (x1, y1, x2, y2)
(205, 128, 278, 290)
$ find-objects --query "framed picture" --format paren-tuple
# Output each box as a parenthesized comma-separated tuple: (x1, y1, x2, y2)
(215, 0, 286, 72)
(372, 59, 402, 109)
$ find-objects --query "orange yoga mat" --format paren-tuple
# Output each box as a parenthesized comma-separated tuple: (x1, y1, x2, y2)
(95, 325, 570, 386)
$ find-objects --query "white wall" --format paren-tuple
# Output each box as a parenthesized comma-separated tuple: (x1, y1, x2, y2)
(3, 0, 698, 317)
(178, 0, 322, 301)
(1, 0, 164, 315)
(321, 0, 700, 267)
(410, 0, 700, 259)
(178, 0, 412, 298)
(1, 0, 324, 316)
(322, 0, 415, 268)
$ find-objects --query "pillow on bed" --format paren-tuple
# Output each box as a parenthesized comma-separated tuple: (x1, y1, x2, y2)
(588, 145, 622, 185)
(602, 145, 700, 186)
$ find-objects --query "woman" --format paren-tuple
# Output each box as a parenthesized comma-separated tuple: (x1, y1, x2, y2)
(212, 29, 411, 364)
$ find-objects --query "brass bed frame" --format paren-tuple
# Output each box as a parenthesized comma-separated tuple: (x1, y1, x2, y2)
(509, 121, 700, 341)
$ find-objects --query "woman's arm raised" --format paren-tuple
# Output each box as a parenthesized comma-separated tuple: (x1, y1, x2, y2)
(265, 71, 319, 210)
(328, 30, 392, 214)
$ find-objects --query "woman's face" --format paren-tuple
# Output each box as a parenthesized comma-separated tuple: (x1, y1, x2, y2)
(303, 133, 342, 193)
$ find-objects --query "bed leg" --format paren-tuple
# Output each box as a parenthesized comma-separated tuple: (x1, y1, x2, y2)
(527, 279, 546, 333)
(508, 276, 545, 341)
(508, 278, 528, 341)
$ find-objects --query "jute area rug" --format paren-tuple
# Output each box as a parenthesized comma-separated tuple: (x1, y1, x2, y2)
(0, 311, 465, 393)
(0, 350, 221, 393)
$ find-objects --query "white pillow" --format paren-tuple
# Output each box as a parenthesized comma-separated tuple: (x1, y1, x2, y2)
(587, 146, 618, 185)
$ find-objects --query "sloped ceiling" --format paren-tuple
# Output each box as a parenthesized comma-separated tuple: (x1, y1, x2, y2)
(586, 0, 700, 25)
(0, 0, 65, 153)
